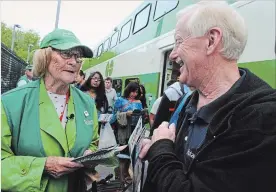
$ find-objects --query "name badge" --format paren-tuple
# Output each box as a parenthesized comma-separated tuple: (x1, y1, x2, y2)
(84, 111, 89, 117)
(84, 119, 93, 125)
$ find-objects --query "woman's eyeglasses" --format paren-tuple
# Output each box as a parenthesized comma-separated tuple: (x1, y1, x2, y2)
(53, 48, 83, 64)
(91, 77, 101, 82)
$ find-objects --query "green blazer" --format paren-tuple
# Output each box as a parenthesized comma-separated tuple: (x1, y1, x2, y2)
(1, 80, 99, 192)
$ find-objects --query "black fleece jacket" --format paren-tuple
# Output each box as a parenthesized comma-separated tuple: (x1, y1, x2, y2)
(142, 68, 276, 192)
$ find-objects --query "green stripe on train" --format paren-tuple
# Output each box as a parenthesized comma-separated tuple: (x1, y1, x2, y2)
(239, 59, 276, 88)
(82, 51, 117, 71)
(117, 59, 275, 111)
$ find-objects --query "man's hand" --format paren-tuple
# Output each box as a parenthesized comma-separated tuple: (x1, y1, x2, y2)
(45, 156, 83, 178)
(152, 122, 176, 143)
(139, 122, 176, 159)
(139, 139, 152, 159)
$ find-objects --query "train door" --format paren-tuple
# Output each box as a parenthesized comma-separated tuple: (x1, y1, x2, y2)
(112, 78, 123, 97)
(160, 50, 181, 95)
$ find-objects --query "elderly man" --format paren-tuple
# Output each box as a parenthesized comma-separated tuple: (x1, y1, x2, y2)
(16, 65, 33, 87)
(139, 2, 276, 192)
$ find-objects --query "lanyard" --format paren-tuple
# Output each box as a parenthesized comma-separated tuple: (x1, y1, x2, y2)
(59, 91, 70, 122)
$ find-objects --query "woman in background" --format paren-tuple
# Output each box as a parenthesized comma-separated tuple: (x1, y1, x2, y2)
(138, 84, 148, 109)
(83, 71, 109, 122)
(112, 82, 143, 184)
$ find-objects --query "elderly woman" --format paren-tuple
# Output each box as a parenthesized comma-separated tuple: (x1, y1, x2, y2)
(1, 29, 99, 192)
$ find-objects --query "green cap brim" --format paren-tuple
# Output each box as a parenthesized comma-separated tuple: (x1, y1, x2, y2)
(51, 42, 93, 58)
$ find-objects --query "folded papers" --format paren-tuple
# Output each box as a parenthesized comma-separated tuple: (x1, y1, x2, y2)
(72, 145, 127, 167)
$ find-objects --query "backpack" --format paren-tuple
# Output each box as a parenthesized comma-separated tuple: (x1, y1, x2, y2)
(168, 83, 191, 118)
(169, 88, 193, 126)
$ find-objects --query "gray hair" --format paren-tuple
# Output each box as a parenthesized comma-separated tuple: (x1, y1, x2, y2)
(32, 47, 52, 78)
(177, 1, 248, 60)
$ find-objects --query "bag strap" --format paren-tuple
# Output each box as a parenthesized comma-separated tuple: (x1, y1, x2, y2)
(169, 91, 193, 126)
(179, 82, 185, 95)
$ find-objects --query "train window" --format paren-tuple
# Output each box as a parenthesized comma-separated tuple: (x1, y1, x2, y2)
(97, 44, 103, 57)
(154, 1, 179, 21)
(110, 31, 119, 48)
(113, 79, 123, 97)
(119, 20, 132, 43)
(125, 78, 140, 88)
(133, 4, 151, 34)
(103, 38, 110, 52)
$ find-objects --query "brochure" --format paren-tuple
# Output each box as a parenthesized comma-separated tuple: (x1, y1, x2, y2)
(72, 145, 127, 167)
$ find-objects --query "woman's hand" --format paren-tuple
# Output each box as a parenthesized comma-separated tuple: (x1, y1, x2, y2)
(83, 149, 93, 155)
(83, 150, 98, 168)
(45, 156, 83, 178)
(126, 110, 133, 116)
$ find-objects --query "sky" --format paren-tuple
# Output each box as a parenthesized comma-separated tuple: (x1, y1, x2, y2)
(1, 1, 143, 50)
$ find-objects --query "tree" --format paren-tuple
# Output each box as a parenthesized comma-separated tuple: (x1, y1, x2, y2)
(1, 22, 40, 63)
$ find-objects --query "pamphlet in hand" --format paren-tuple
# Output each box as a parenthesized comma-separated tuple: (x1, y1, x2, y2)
(72, 145, 127, 168)
(98, 113, 113, 122)
(128, 117, 148, 192)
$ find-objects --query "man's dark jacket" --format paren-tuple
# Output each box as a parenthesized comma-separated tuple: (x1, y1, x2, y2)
(142, 69, 276, 192)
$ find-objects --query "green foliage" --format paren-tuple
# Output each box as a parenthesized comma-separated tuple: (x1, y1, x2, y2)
(1, 22, 40, 63)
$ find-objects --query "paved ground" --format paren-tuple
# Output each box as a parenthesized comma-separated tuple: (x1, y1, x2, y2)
(95, 164, 116, 180)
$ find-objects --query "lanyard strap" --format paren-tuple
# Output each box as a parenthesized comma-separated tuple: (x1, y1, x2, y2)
(59, 91, 70, 122)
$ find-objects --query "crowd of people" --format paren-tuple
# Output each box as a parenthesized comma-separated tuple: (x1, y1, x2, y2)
(2, 1, 276, 192)
(73, 70, 150, 187)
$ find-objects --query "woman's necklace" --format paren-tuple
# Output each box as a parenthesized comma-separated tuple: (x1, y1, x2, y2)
(89, 90, 96, 99)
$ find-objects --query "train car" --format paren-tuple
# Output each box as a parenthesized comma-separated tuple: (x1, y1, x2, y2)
(83, 0, 276, 109)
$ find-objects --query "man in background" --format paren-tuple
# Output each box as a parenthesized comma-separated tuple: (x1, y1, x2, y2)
(149, 80, 177, 127)
(75, 70, 86, 91)
(105, 77, 117, 110)
(16, 65, 33, 87)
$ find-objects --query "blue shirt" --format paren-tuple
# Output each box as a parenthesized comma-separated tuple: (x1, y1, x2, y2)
(114, 97, 143, 112)
(110, 97, 143, 124)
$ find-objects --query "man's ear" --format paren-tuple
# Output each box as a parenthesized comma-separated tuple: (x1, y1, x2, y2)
(206, 27, 222, 55)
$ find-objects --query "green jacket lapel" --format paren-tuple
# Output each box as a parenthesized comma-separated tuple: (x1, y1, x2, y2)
(39, 80, 68, 155)
(65, 86, 77, 155)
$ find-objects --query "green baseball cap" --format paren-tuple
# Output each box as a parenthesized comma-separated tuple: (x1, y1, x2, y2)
(40, 28, 93, 58)
(25, 65, 33, 70)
